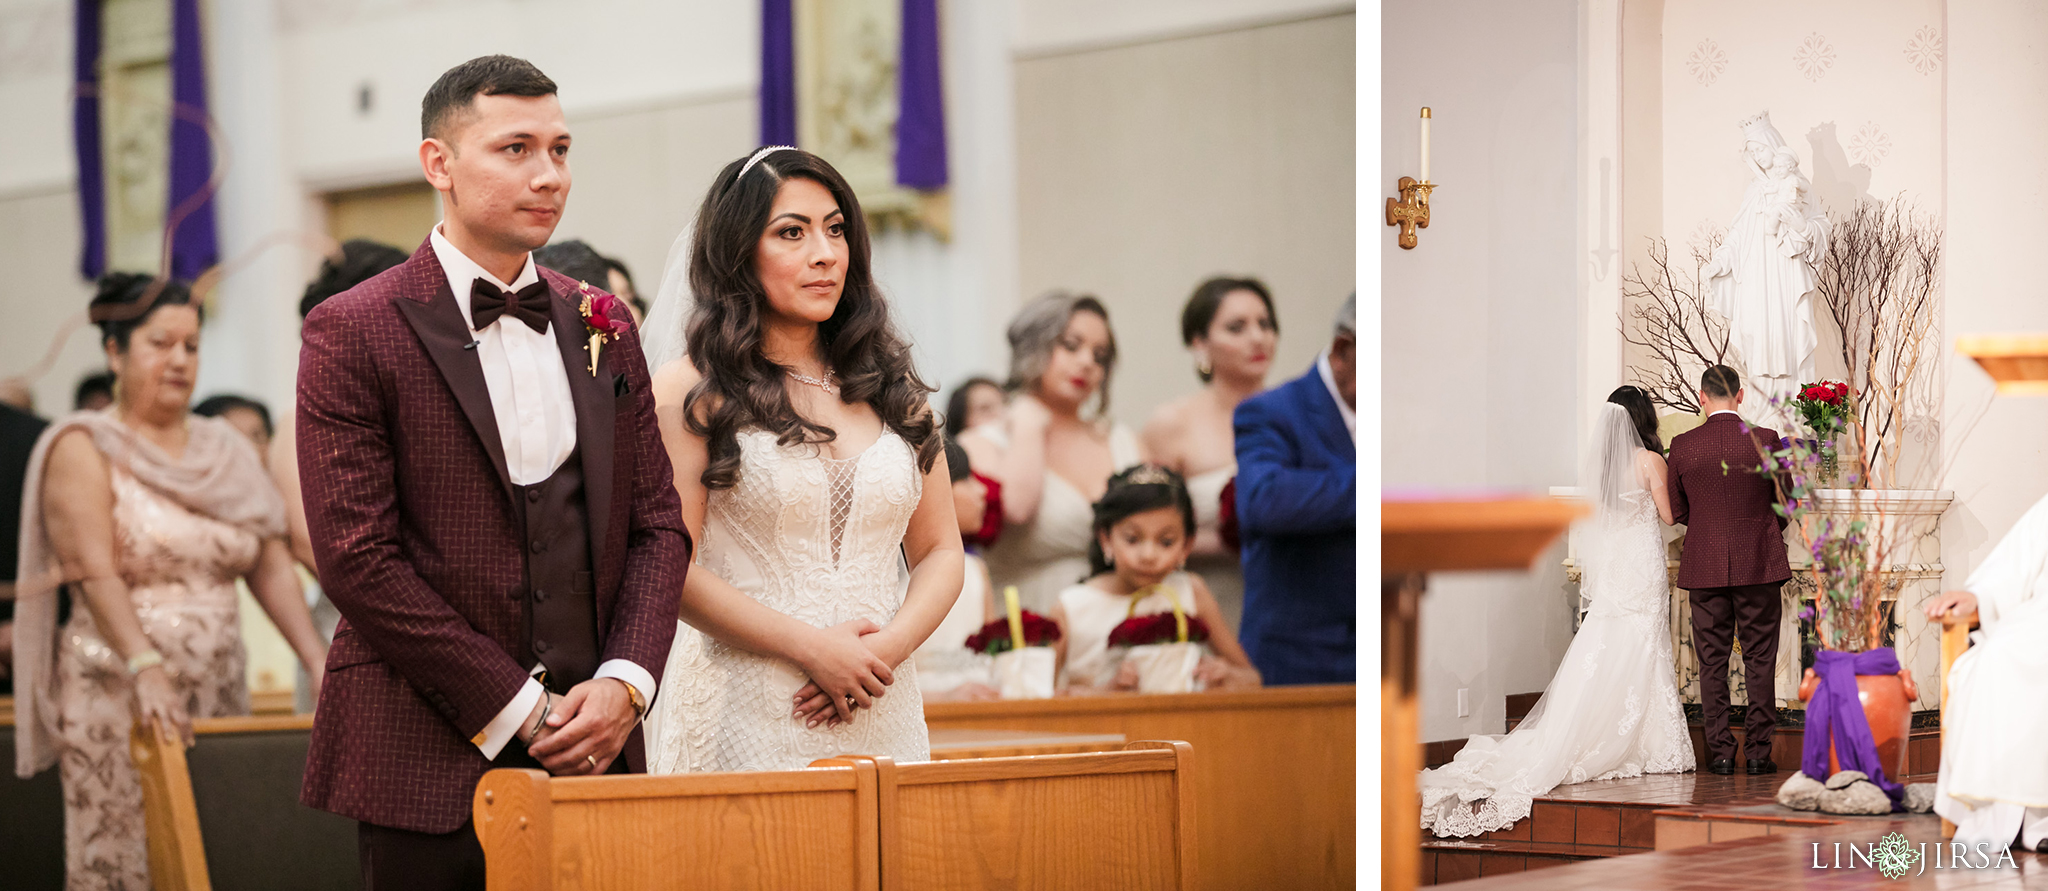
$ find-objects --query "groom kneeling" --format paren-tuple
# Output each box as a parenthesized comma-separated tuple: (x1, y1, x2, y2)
(1667, 365, 1790, 776)
(296, 56, 690, 890)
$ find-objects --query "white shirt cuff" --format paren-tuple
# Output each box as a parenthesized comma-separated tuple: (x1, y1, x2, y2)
(476, 678, 546, 760)
(595, 659, 657, 716)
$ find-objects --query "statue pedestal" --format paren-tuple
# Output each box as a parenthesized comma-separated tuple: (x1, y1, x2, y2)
(1555, 486, 1953, 712)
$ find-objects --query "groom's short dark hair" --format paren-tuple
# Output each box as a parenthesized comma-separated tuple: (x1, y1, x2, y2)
(1702, 364, 1741, 398)
(421, 55, 558, 141)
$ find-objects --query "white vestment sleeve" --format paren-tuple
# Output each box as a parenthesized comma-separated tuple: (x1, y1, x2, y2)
(1965, 492, 2048, 631)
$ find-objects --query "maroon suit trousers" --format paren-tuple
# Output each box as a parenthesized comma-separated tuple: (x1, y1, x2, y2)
(1688, 582, 1783, 762)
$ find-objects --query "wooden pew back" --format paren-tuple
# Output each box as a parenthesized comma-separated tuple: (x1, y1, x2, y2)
(829, 741, 1195, 891)
(475, 763, 880, 891)
(131, 715, 359, 891)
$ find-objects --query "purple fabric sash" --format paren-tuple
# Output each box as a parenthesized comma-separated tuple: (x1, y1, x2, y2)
(72, 0, 105, 279)
(167, 0, 218, 280)
(895, 0, 947, 189)
(760, 0, 797, 146)
(1803, 647, 1905, 810)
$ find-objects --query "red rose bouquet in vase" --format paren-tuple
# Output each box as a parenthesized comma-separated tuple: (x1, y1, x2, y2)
(965, 587, 1061, 698)
(1791, 380, 1853, 484)
(1107, 584, 1212, 694)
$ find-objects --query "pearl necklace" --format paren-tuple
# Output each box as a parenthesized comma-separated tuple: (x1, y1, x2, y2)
(787, 368, 839, 395)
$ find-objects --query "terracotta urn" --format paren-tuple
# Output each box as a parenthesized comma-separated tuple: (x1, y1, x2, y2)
(1798, 666, 1918, 780)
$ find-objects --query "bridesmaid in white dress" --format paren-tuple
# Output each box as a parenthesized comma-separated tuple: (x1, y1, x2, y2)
(959, 292, 1144, 614)
(1141, 277, 1279, 633)
(646, 147, 965, 772)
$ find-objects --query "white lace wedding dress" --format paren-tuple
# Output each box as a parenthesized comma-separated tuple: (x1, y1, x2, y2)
(1417, 461, 1693, 838)
(650, 428, 931, 773)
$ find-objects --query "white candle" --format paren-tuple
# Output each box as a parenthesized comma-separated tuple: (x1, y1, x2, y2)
(1419, 107, 1432, 183)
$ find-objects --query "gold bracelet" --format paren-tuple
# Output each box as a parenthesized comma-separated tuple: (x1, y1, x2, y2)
(125, 650, 165, 675)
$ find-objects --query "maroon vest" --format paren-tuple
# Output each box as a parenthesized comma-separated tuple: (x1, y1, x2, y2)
(511, 448, 598, 691)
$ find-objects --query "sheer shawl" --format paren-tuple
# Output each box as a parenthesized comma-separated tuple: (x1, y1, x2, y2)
(12, 410, 285, 777)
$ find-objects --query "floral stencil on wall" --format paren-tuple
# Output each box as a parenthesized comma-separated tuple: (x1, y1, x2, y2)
(1794, 32, 1837, 82)
(1905, 25, 1943, 76)
(1849, 122, 1892, 167)
(1688, 39, 1728, 86)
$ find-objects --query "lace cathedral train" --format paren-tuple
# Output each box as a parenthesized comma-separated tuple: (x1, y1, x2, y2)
(1418, 456, 1693, 838)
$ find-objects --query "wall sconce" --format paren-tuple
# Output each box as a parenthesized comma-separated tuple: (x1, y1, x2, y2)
(1386, 107, 1434, 250)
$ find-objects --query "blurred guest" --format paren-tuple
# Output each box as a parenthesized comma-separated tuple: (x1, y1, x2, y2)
(1233, 294, 1355, 685)
(194, 394, 275, 459)
(74, 371, 115, 412)
(602, 253, 648, 325)
(0, 401, 49, 695)
(944, 375, 1006, 438)
(959, 291, 1145, 612)
(1142, 276, 1279, 632)
(912, 439, 1001, 701)
(536, 238, 648, 325)
(0, 379, 33, 412)
(1049, 464, 1260, 693)
(11, 273, 326, 890)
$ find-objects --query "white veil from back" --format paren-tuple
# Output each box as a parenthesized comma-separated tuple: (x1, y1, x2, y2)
(639, 220, 696, 374)
(1574, 402, 1652, 609)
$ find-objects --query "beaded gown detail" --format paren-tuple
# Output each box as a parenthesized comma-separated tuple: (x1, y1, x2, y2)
(653, 429, 928, 773)
(1417, 484, 1692, 838)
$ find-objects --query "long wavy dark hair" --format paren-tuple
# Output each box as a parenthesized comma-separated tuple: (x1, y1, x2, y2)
(682, 147, 940, 489)
(1607, 385, 1663, 453)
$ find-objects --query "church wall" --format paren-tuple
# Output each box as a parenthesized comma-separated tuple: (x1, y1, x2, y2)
(1940, 1, 2048, 590)
(1011, 10, 1356, 431)
(1382, 0, 1582, 742)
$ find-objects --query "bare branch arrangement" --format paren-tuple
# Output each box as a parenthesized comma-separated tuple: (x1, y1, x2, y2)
(1814, 196, 1943, 490)
(1620, 237, 1732, 415)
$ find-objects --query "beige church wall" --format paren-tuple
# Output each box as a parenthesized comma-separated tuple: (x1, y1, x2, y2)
(1941, 1, 2048, 592)
(0, 185, 106, 415)
(1383, 0, 1582, 742)
(1012, 9, 1355, 432)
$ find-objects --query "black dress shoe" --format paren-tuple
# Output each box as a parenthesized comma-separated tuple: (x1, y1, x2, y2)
(2035, 839, 2048, 855)
(1746, 759, 1778, 775)
(1707, 758, 1736, 775)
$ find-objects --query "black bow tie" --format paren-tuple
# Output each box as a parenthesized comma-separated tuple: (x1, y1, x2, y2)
(469, 279, 551, 334)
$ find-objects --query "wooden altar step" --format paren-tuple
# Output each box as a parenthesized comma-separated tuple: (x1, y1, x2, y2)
(1421, 768, 1962, 885)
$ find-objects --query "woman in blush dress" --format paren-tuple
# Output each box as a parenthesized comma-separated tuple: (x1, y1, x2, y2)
(12, 274, 327, 890)
(645, 147, 964, 772)
(1141, 277, 1278, 632)
(959, 293, 1144, 614)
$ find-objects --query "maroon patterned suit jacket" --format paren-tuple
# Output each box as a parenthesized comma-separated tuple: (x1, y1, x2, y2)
(1667, 412, 1792, 590)
(296, 240, 690, 833)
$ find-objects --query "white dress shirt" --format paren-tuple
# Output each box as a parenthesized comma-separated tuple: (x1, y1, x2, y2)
(1316, 349, 1356, 440)
(429, 226, 656, 759)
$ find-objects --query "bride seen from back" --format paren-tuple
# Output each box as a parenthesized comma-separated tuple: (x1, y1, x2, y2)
(647, 147, 963, 772)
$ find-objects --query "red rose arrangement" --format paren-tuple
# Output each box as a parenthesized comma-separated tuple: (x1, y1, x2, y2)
(963, 612, 1061, 655)
(577, 284, 630, 375)
(1107, 613, 1212, 648)
(1791, 379, 1853, 436)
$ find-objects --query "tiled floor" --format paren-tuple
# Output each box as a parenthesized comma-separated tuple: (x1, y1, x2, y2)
(1428, 769, 2048, 888)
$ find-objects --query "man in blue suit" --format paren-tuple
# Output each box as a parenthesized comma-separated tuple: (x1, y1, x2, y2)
(1234, 294, 1356, 685)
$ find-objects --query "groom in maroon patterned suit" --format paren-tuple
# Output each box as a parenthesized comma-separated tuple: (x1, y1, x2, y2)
(295, 56, 689, 890)
(1667, 364, 1791, 778)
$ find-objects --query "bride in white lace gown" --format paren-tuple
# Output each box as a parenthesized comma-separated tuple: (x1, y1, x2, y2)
(642, 147, 965, 773)
(1419, 392, 1694, 837)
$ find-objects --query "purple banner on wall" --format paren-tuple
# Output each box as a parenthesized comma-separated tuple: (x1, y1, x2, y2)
(895, 0, 947, 189)
(72, 0, 105, 280)
(166, 0, 218, 281)
(761, 0, 797, 147)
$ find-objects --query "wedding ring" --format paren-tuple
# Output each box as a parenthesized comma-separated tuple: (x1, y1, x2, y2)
(586, 755, 597, 769)
(846, 694, 857, 707)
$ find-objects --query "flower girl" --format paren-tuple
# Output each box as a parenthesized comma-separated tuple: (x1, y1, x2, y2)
(1049, 465, 1261, 693)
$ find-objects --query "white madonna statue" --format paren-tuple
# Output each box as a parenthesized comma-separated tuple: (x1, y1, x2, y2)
(1704, 111, 1830, 408)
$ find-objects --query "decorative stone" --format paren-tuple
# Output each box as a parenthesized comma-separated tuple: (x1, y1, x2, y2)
(1818, 780, 1893, 815)
(1776, 772, 1825, 811)
(1824, 770, 1869, 790)
(1903, 783, 1936, 814)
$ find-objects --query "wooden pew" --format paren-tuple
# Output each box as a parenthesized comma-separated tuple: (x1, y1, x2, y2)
(825, 741, 1196, 891)
(925, 685, 1354, 891)
(474, 761, 881, 891)
(926, 727, 1126, 759)
(0, 699, 67, 889)
(1939, 608, 1979, 839)
(130, 715, 359, 891)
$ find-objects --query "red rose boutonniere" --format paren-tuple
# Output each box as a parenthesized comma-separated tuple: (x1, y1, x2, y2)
(578, 282, 629, 376)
